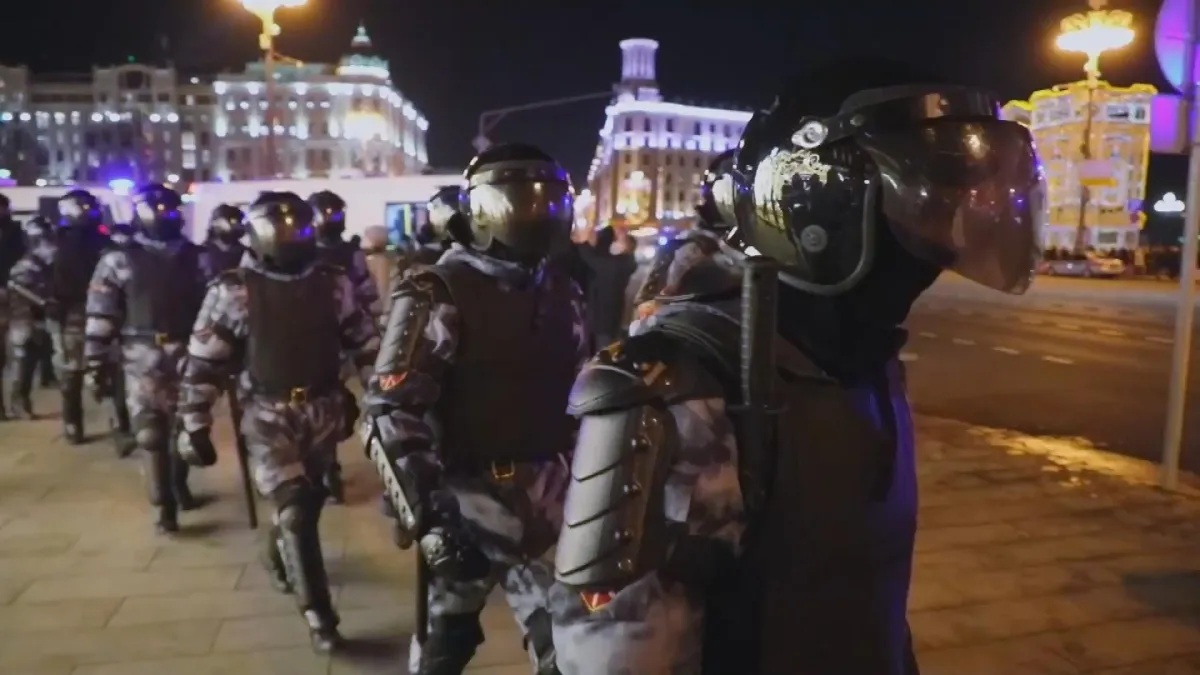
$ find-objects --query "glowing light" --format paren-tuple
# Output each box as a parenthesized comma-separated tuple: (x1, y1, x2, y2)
(606, 100, 753, 124)
(239, 0, 305, 11)
(167, 173, 180, 183)
(1055, 5, 1135, 80)
(109, 179, 134, 195)
(0, 169, 10, 178)
(0, 113, 10, 121)
(214, 82, 227, 95)
(19, 112, 30, 121)
(1155, 192, 1185, 213)
(344, 111, 385, 141)
(35, 178, 46, 187)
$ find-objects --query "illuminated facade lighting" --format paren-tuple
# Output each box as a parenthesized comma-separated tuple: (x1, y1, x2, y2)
(583, 38, 753, 232)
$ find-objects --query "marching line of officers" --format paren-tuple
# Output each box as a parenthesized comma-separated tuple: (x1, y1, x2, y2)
(0, 66, 1048, 675)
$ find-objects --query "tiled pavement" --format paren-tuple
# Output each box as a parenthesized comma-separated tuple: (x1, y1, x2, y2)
(4, 393, 1200, 674)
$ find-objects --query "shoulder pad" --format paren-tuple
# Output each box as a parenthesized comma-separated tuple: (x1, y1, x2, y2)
(210, 267, 243, 288)
(568, 331, 722, 416)
(393, 267, 452, 303)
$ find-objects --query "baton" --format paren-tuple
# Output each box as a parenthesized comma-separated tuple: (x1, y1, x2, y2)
(415, 550, 429, 644)
(227, 388, 258, 529)
(738, 256, 781, 519)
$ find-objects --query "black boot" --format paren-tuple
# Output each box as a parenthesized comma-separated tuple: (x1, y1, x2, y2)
(143, 445, 179, 534)
(276, 488, 342, 652)
(61, 373, 85, 445)
(260, 525, 292, 594)
(110, 371, 136, 458)
(171, 451, 200, 511)
(416, 614, 485, 675)
(324, 462, 345, 505)
(9, 352, 36, 419)
(39, 347, 57, 388)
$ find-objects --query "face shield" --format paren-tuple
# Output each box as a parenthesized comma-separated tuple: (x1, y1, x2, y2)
(790, 86, 1045, 294)
(466, 160, 574, 265)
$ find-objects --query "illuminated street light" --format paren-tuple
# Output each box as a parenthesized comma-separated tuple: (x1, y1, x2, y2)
(1155, 192, 1186, 214)
(344, 110, 386, 176)
(236, 0, 307, 177)
(1055, 0, 1135, 254)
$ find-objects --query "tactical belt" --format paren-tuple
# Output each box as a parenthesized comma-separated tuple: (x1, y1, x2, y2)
(247, 379, 341, 405)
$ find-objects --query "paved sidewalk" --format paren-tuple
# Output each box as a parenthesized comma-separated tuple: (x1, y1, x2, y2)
(3, 394, 1200, 673)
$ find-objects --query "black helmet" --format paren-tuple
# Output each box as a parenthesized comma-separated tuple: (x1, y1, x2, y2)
(209, 204, 246, 244)
(22, 215, 54, 246)
(308, 190, 346, 242)
(245, 191, 317, 274)
(696, 150, 736, 232)
(57, 189, 103, 230)
(461, 143, 574, 267)
(731, 60, 1045, 296)
(131, 183, 185, 240)
(424, 185, 467, 246)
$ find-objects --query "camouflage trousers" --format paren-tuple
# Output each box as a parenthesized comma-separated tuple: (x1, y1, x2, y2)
(549, 572, 704, 675)
(239, 390, 344, 496)
(119, 340, 188, 427)
(400, 453, 569, 673)
(48, 311, 86, 376)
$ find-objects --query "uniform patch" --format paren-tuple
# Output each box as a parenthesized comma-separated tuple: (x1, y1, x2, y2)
(378, 372, 407, 390)
(580, 591, 614, 612)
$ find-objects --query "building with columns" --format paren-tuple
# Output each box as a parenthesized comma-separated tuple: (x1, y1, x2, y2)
(583, 38, 753, 235)
(213, 24, 428, 181)
(0, 24, 429, 187)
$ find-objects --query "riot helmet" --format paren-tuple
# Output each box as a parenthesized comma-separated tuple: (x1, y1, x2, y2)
(245, 191, 318, 274)
(57, 190, 104, 230)
(131, 183, 185, 241)
(732, 73, 1045, 296)
(425, 185, 468, 246)
(22, 215, 54, 246)
(460, 143, 574, 267)
(208, 204, 246, 245)
(696, 150, 737, 232)
(308, 190, 347, 243)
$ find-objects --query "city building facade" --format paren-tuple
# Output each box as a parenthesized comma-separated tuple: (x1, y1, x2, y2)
(583, 38, 753, 235)
(0, 24, 429, 187)
(1003, 80, 1155, 251)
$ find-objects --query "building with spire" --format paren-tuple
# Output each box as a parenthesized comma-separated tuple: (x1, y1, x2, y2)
(581, 38, 754, 235)
(211, 23, 429, 181)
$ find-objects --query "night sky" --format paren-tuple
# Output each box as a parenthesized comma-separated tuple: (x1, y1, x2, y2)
(0, 0, 1184, 190)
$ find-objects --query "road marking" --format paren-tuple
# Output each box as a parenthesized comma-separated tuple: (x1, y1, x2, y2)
(899, 351, 919, 362)
(951, 338, 976, 346)
(1057, 323, 1081, 330)
(993, 346, 1020, 355)
(918, 331, 937, 338)
(1146, 336, 1174, 344)
(1021, 317, 1044, 325)
(1098, 329, 1125, 337)
(1042, 355, 1074, 365)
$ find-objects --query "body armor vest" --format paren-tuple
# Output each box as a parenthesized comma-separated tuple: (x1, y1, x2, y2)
(650, 309, 916, 675)
(243, 267, 342, 397)
(425, 260, 577, 467)
(123, 242, 205, 342)
(53, 229, 104, 308)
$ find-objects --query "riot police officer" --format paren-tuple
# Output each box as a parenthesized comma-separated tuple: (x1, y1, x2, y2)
(0, 193, 25, 419)
(201, 204, 247, 280)
(550, 73, 1045, 675)
(6, 215, 51, 418)
(8, 190, 109, 441)
(84, 184, 207, 533)
(178, 191, 378, 652)
(630, 149, 738, 324)
(99, 221, 136, 457)
(363, 143, 587, 675)
(309, 189, 380, 504)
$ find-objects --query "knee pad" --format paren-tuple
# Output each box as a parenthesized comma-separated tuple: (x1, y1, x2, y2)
(272, 478, 319, 529)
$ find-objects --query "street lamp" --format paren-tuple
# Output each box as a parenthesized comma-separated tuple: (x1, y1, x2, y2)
(237, 0, 306, 178)
(1055, 0, 1135, 254)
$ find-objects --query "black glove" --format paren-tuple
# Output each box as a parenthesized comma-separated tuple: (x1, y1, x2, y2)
(340, 386, 360, 441)
(420, 525, 491, 582)
(178, 427, 217, 467)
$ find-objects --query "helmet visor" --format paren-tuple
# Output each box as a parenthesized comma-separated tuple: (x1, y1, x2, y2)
(858, 119, 1045, 294)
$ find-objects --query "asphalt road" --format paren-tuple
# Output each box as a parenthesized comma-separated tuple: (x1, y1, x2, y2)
(905, 275, 1200, 471)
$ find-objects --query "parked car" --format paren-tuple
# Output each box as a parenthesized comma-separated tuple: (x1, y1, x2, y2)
(1039, 253, 1126, 278)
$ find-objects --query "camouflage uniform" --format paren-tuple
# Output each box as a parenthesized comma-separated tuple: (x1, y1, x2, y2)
(84, 233, 209, 530)
(548, 329, 746, 675)
(179, 255, 377, 497)
(629, 232, 727, 330)
(6, 240, 59, 418)
(363, 247, 589, 674)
